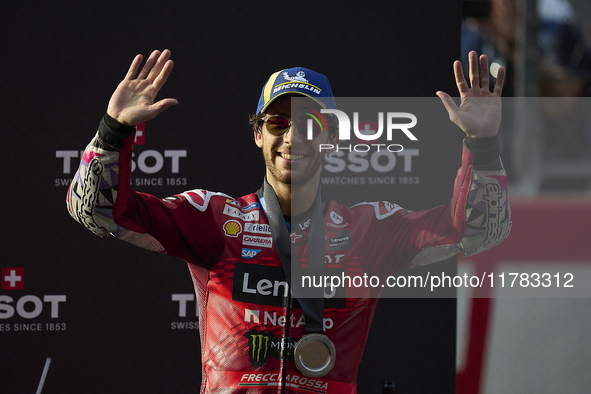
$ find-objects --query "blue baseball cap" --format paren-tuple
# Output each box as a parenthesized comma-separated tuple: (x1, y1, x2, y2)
(256, 67, 336, 114)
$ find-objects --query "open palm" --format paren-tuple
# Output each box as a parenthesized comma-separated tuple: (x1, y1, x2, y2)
(436, 51, 505, 138)
(107, 49, 177, 126)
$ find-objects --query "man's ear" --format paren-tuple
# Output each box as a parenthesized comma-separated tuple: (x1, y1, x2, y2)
(254, 127, 263, 148)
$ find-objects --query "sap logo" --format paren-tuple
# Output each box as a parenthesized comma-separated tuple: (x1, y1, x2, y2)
(241, 248, 262, 259)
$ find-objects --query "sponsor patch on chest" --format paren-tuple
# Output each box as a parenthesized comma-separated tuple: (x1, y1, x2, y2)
(223, 204, 260, 221)
(243, 234, 273, 248)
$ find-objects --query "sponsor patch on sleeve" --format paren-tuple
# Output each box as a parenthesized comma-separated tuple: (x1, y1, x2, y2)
(223, 204, 260, 221)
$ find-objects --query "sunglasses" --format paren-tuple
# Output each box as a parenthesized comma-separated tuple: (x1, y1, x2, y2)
(260, 114, 329, 139)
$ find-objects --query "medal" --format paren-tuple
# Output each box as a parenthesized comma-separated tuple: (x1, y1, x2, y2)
(294, 333, 336, 377)
(262, 180, 334, 376)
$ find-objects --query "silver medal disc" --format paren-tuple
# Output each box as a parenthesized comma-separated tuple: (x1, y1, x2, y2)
(294, 333, 336, 377)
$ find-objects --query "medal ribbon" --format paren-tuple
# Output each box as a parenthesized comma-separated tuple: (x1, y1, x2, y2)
(262, 178, 325, 334)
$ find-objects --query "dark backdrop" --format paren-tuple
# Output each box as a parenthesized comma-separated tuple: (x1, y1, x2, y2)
(2, 1, 461, 393)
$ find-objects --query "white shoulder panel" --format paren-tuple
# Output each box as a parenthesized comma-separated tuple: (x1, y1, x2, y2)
(350, 201, 403, 220)
(180, 189, 232, 212)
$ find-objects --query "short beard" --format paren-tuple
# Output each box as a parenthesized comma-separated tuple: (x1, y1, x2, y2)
(262, 148, 291, 185)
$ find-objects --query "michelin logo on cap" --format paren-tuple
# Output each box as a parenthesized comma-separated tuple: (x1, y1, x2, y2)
(272, 70, 322, 95)
(256, 67, 336, 114)
(282, 71, 308, 83)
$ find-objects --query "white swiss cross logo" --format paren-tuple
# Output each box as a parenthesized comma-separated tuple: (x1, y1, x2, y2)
(1, 267, 24, 290)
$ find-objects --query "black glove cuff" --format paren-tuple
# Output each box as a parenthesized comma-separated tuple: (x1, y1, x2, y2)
(98, 114, 136, 149)
(464, 136, 500, 168)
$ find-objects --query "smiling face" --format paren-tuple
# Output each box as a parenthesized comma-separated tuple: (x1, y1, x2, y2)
(254, 95, 337, 189)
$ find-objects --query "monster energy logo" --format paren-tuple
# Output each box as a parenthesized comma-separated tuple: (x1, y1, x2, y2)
(245, 330, 273, 369)
(244, 329, 299, 369)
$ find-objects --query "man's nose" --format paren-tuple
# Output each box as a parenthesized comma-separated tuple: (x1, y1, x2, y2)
(283, 123, 299, 143)
(283, 123, 303, 144)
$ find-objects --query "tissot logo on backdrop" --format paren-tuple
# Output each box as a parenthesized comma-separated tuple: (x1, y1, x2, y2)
(0, 267, 67, 333)
(170, 293, 199, 330)
(319, 119, 420, 187)
(55, 125, 188, 187)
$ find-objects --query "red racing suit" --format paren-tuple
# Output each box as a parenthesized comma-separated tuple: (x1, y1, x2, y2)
(66, 115, 511, 393)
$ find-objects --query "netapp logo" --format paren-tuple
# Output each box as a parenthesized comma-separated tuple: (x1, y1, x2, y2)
(244, 308, 334, 331)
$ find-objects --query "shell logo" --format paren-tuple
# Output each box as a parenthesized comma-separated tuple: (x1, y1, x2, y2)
(224, 220, 243, 237)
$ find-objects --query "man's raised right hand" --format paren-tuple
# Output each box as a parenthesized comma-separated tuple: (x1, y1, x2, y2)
(107, 49, 178, 126)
